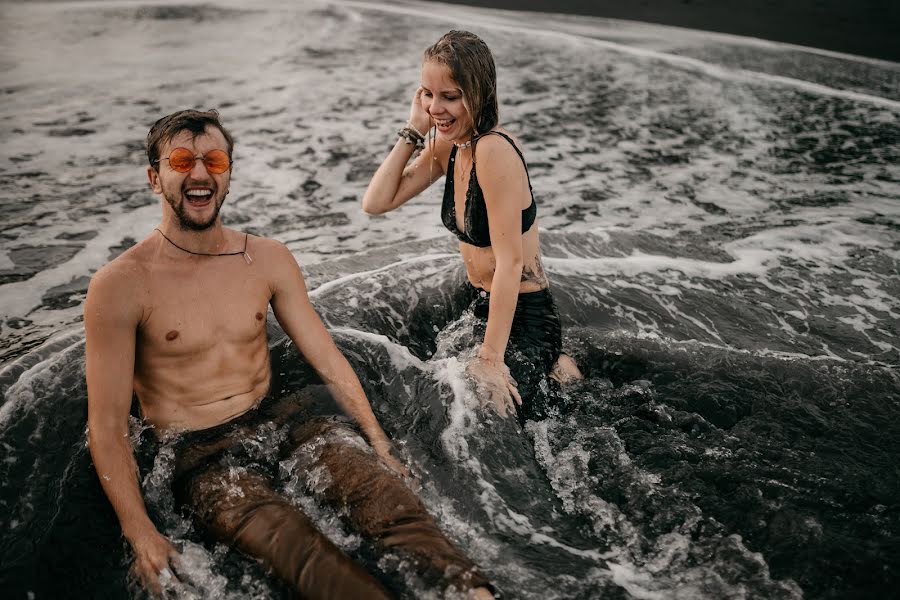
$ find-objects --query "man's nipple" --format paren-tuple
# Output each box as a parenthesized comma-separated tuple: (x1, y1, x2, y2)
(165, 330, 179, 341)
(255, 312, 264, 321)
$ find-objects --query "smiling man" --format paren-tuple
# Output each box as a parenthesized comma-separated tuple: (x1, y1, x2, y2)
(84, 109, 493, 598)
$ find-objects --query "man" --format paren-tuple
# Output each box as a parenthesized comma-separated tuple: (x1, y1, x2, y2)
(85, 109, 493, 598)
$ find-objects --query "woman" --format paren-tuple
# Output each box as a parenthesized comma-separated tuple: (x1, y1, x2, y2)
(362, 30, 580, 421)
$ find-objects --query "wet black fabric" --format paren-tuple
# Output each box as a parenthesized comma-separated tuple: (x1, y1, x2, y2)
(442, 130, 538, 248)
(160, 397, 489, 598)
(466, 283, 563, 422)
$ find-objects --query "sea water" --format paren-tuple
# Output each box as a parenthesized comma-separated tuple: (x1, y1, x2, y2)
(1, 0, 898, 598)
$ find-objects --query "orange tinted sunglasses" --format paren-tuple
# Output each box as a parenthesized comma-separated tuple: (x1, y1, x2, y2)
(155, 147, 231, 174)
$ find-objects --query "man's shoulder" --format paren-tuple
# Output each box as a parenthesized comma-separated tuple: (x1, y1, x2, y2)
(87, 238, 155, 303)
(244, 232, 285, 251)
(241, 234, 306, 295)
(85, 252, 149, 326)
(244, 233, 297, 265)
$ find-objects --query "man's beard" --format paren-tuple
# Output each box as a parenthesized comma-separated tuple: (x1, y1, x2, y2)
(165, 191, 224, 231)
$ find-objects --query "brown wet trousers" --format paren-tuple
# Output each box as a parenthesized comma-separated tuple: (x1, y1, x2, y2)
(169, 398, 488, 599)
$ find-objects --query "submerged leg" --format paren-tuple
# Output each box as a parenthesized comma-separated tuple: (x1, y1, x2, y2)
(182, 465, 391, 600)
(292, 421, 492, 593)
(551, 353, 583, 385)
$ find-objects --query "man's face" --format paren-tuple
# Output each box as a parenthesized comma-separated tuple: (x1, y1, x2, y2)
(147, 127, 231, 231)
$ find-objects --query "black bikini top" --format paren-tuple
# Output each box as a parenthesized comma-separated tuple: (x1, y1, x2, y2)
(441, 130, 537, 248)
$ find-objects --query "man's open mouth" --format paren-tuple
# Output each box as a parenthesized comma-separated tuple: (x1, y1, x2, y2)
(185, 188, 213, 204)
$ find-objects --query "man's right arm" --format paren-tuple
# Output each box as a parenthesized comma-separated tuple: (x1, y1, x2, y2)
(84, 265, 177, 595)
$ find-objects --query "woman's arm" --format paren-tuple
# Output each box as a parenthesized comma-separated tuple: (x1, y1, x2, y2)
(362, 88, 444, 214)
(362, 138, 439, 214)
(471, 135, 531, 415)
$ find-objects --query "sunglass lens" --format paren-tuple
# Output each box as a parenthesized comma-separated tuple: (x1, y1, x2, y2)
(204, 150, 230, 174)
(168, 148, 195, 172)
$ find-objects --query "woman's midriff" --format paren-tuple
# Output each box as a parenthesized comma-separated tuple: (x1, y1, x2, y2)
(459, 228, 548, 294)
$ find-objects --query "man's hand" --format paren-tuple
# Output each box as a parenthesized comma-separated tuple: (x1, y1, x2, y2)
(467, 354, 522, 418)
(130, 529, 180, 597)
(370, 437, 412, 480)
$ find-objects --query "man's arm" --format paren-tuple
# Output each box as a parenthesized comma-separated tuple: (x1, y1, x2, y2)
(84, 266, 178, 595)
(267, 241, 408, 476)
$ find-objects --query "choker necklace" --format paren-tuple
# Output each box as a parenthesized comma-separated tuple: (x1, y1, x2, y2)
(155, 228, 252, 265)
(453, 139, 472, 149)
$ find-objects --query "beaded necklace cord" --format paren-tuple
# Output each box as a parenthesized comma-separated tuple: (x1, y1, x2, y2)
(155, 228, 252, 264)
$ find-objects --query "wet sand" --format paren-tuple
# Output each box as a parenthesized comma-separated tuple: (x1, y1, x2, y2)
(430, 0, 900, 61)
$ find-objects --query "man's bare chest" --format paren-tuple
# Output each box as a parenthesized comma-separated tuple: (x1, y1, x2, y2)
(139, 266, 271, 355)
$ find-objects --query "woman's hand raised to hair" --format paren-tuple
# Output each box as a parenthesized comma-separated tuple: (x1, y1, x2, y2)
(408, 87, 432, 136)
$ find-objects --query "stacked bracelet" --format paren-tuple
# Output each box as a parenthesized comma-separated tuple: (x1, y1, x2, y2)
(407, 122, 426, 139)
(398, 123, 426, 150)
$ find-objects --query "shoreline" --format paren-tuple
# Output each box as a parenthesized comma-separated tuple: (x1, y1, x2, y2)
(426, 0, 900, 62)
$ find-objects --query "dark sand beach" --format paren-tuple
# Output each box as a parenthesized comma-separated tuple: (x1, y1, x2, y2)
(432, 0, 900, 61)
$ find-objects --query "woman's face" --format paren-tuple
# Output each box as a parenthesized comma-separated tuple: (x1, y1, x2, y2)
(421, 60, 474, 142)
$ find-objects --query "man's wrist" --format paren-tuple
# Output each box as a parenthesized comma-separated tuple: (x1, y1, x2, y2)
(122, 517, 159, 546)
(358, 422, 388, 446)
(367, 431, 391, 449)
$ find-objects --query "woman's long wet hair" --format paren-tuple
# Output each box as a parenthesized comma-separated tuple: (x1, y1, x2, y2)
(423, 30, 499, 138)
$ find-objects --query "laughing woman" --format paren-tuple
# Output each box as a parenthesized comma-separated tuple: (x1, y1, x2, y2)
(362, 30, 581, 421)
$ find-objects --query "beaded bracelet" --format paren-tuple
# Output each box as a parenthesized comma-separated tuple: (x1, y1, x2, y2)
(407, 122, 426, 140)
(397, 125, 425, 150)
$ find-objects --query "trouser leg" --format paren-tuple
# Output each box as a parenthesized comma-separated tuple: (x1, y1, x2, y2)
(183, 465, 392, 600)
(292, 421, 490, 592)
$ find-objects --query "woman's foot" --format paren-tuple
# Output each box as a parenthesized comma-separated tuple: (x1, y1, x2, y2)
(550, 353, 583, 385)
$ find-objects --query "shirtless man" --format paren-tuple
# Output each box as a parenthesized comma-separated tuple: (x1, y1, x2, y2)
(85, 109, 492, 598)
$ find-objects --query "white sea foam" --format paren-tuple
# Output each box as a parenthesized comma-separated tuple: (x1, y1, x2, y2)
(436, 356, 477, 462)
(329, 327, 427, 371)
(433, 353, 610, 574)
(0, 336, 84, 424)
(0, 202, 159, 319)
(308, 253, 457, 298)
(528, 415, 806, 599)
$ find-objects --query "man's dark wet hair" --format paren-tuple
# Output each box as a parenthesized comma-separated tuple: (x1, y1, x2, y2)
(146, 109, 235, 170)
